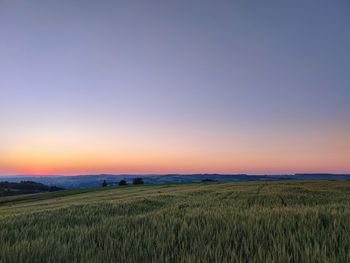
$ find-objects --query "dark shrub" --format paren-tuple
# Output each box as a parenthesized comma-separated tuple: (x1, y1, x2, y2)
(119, 180, 128, 186)
(102, 180, 108, 187)
(201, 179, 218, 182)
(132, 178, 144, 185)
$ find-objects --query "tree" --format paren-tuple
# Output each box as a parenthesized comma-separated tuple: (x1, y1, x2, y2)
(132, 178, 144, 185)
(102, 180, 108, 187)
(118, 180, 128, 186)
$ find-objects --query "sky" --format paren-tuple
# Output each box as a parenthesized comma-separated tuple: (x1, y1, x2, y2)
(0, 0, 349, 175)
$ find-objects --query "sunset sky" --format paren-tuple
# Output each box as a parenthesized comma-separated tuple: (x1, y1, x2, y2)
(0, 0, 349, 175)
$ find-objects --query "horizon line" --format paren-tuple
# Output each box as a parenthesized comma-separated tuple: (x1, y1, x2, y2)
(1, 172, 350, 177)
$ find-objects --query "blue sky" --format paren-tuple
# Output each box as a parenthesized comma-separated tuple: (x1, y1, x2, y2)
(0, 0, 349, 175)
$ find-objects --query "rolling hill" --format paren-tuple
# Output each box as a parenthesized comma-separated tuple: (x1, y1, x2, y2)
(1, 180, 350, 262)
(1, 173, 350, 189)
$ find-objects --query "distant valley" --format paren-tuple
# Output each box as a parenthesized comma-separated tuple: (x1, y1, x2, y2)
(0, 173, 349, 189)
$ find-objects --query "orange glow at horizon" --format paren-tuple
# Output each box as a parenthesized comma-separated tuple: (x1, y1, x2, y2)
(1, 0, 350, 176)
(0, 121, 349, 175)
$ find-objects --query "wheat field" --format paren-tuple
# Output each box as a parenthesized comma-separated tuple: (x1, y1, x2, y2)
(1, 180, 350, 262)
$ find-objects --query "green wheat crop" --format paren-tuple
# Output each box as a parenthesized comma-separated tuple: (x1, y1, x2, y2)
(1, 180, 350, 263)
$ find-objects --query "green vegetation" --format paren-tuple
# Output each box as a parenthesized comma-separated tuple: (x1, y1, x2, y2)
(118, 179, 128, 186)
(132, 177, 144, 185)
(0, 181, 63, 197)
(101, 180, 108, 187)
(1, 180, 350, 262)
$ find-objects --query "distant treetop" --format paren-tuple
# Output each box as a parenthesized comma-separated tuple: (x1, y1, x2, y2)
(132, 178, 144, 185)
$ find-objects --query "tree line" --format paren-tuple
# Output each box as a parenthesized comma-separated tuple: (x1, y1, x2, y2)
(102, 178, 144, 187)
(0, 181, 63, 197)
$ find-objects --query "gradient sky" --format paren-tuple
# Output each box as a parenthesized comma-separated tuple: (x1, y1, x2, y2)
(1, 0, 349, 175)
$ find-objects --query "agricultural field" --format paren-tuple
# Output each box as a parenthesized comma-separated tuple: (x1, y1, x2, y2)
(0, 180, 350, 262)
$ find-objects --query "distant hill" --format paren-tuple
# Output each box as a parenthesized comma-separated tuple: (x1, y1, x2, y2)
(0, 173, 349, 189)
(0, 181, 64, 197)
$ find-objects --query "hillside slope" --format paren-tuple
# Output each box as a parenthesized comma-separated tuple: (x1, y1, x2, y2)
(1, 180, 350, 262)
(0, 181, 63, 197)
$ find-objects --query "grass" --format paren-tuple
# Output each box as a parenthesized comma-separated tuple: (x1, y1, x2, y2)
(1, 180, 350, 262)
